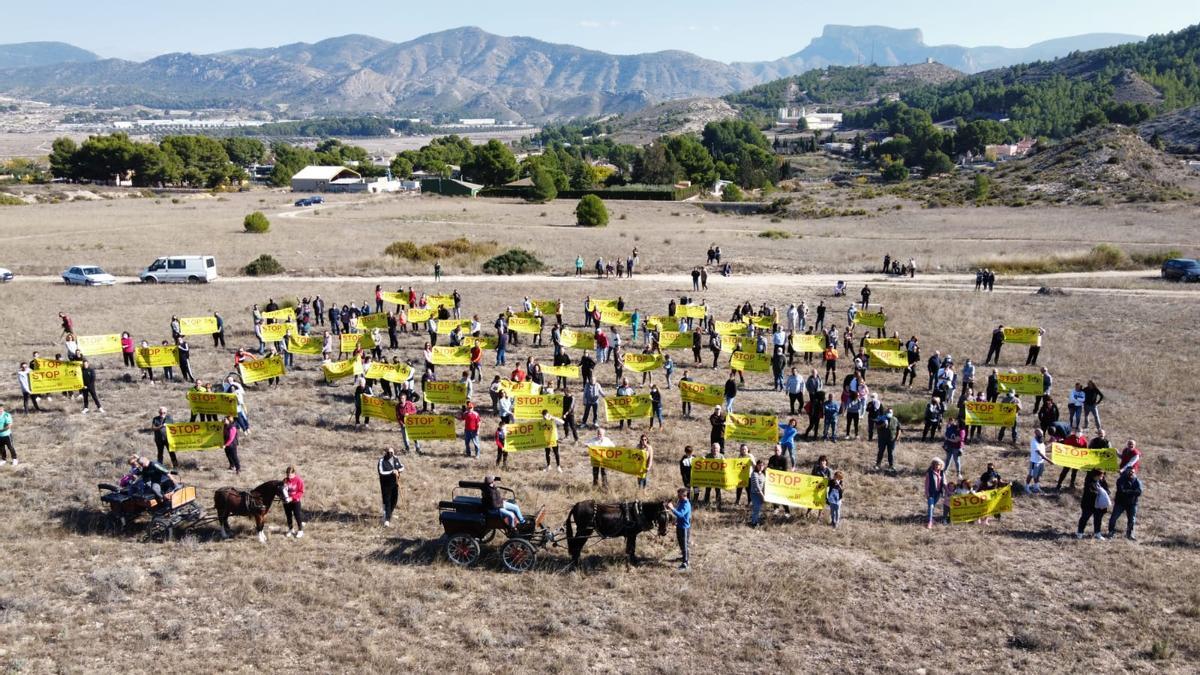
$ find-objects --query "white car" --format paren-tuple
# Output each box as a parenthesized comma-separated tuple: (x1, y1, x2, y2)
(0, 267, 12, 282)
(62, 265, 117, 286)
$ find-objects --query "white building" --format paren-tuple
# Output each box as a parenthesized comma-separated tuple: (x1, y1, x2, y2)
(777, 106, 843, 131)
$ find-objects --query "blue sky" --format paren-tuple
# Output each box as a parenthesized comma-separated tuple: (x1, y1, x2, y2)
(5, 0, 1196, 62)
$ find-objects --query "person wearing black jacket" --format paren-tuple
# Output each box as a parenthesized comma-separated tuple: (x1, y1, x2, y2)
(985, 325, 1004, 365)
(378, 448, 404, 527)
(151, 407, 177, 468)
(723, 374, 737, 414)
(580, 352, 596, 384)
(80, 360, 103, 413)
(1076, 469, 1110, 539)
(176, 338, 194, 382)
(985, 369, 1000, 403)
(561, 390, 579, 442)
(678, 445, 698, 501)
(1107, 470, 1143, 540)
(1082, 380, 1105, 430)
(708, 407, 726, 452)
(692, 329, 703, 365)
(926, 352, 941, 391)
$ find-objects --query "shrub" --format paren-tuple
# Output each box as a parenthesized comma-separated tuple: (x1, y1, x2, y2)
(243, 211, 270, 233)
(528, 166, 557, 203)
(721, 184, 744, 202)
(0, 193, 24, 206)
(975, 244, 1171, 275)
(575, 194, 608, 227)
(384, 238, 496, 262)
(482, 249, 545, 275)
(890, 401, 927, 425)
(758, 229, 791, 240)
(243, 254, 284, 276)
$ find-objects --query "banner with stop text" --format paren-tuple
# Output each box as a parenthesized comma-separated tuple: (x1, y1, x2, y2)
(963, 401, 1018, 427)
(77, 334, 122, 356)
(338, 332, 375, 354)
(366, 361, 413, 383)
(403, 414, 457, 440)
(588, 298, 619, 312)
(355, 312, 390, 331)
(361, 394, 398, 422)
(28, 361, 84, 394)
(239, 355, 285, 384)
(730, 351, 771, 372)
(286, 334, 324, 356)
(853, 311, 887, 329)
(426, 294, 455, 310)
(949, 485, 1013, 524)
(507, 315, 542, 335)
(647, 316, 681, 332)
(499, 379, 540, 397)
(322, 359, 359, 382)
(380, 291, 408, 307)
(187, 390, 238, 417)
(424, 381, 468, 406)
(406, 308, 434, 324)
(559, 328, 595, 350)
(462, 335, 498, 350)
(791, 333, 826, 353)
(720, 337, 753, 354)
(764, 469, 828, 510)
(431, 346, 470, 365)
(259, 322, 296, 343)
(1050, 443, 1119, 471)
(514, 394, 564, 420)
(622, 353, 663, 373)
(603, 394, 653, 422)
(599, 309, 633, 327)
(135, 345, 179, 369)
(867, 349, 909, 369)
(588, 445, 650, 478)
(679, 380, 724, 407)
(744, 315, 775, 330)
(1002, 327, 1041, 345)
(262, 307, 296, 323)
(657, 331, 692, 350)
(435, 319, 472, 335)
(715, 321, 749, 337)
(179, 316, 218, 336)
(998, 372, 1044, 396)
(863, 337, 902, 352)
(689, 457, 751, 490)
(531, 299, 560, 315)
(676, 304, 707, 320)
(725, 413, 779, 444)
(165, 421, 225, 452)
(503, 419, 558, 452)
(542, 365, 581, 380)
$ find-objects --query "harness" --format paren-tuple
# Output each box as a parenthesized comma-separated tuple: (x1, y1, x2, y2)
(618, 501, 643, 534)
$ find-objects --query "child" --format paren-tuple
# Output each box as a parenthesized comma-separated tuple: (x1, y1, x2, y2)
(827, 471, 844, 528)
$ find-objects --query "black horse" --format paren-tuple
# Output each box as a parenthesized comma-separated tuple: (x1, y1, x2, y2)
(564, 500, 668, 566)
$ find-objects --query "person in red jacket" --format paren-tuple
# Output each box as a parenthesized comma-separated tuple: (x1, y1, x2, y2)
(282, 466, 305, 538)
(461, 402, 481, 458)
(1055, 427, 1089, 491)
(510, 364, 527, 382)
(1118, 439, 1141, 476)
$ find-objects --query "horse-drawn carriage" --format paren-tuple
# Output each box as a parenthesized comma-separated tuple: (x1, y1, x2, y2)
(438, 479, 558, 572)
(98, 482, 207, 542)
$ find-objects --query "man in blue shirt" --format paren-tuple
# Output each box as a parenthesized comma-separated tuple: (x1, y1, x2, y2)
(669, 488, 692, 570)
(0, 403, 15, 465)
(778, 419, 800, 468)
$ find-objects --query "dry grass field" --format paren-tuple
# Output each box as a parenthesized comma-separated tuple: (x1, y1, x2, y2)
(1, 193, 1199, 673)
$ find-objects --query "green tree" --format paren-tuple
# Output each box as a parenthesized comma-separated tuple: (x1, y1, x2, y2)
(1076, 108, 1109, 132)
(130, 142, 181, 187)
(48, 137, 78, 179)
(636, 143, 681, 185)
(881, 159, 909, 183)
(73, 133, 137, 182)
(269, 142, 318, 187)
(921, 150, 955, 176)
(575, 194, 609, 227)
(161, 135, 235, 188)
(389, 156, 413, 179)
(243, 211, 270, 233)
(971, 174, 992, 202)
(463, 139, 518, 187)
(721, 183, 744, 202)
(221, 137, 266, 167)
(528, 165, 558, 202)
(664, 135, 717, 186)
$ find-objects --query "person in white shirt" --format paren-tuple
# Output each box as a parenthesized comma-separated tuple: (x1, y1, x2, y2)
(588, 426, 615, 487)
(1027, 428, 1048, 493)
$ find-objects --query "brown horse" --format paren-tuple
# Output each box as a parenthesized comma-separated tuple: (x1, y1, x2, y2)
(214, 480, 284, 543)
(564, 500, 668, 567)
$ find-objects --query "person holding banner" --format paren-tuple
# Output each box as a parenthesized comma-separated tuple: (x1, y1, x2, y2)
(748, 460, 766, 527)
(151, 407, 177, 468)
(826, 471, 844, 528)
(1076, 469, 1111, 539)
(702, 443, 725, 510)
(0, 404, 15, 466)
(1107, 468, 1143, 540)
(222, 415, 241, 474)
(17, 363, 39, 414)
(1024, 327, 1045, 366)
(1026, 429, 1049, 493)
(542, 410, 565, 473)
(120, 333, 135, 368)
(668, 487, 692, 570)
(985, 325, 1004, 365)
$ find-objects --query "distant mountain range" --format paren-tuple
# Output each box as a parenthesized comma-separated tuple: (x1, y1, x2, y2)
(0, 26, 1142, 121)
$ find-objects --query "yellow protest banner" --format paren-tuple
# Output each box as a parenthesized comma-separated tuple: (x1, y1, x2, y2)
(165, 421, 225, 452)
(588, 298, 619, 312)
(676, 304, 707, 320)
(657, 331, 692, 350)
(337, 332, 376, 352)
(504, 419, 558, 452)
(407, 308, 434, 324)
(689, 457, 751, 489)
(622, 353, 663, 372)
(262, 307, 296, 322)
(286, 334, 324, 356)
(366, 361, 413, 383)
(764, 469, 828, 510)
(963, 401, 1019, 427)
(1002, 327, 1040, 345)
(646, 316, 681, 332)
(179, 316, 218, 336)
(744, 315, 775, 330)
(853, 311, 887, 329)
(187, 390, 238, 417)
(724, 413, 779, 444)
(679, 380, 724, 406)
(431, 346, 471, 365)
(791, 333, 826, 353)
(588, 445, 650, 478)
(720, 336, 753, 354)
(404, 414, 457, 440)
(135, 345, 179, 369)
(435, 319, 472, 335)
(238, 354, 285, 384)
(507, 315, 542, 335)
(28, 361, 84, 394)
(542, 365, 581, 380)
(513, 394, 564, 420)
(355, 312, 389, 330)
(998, 372, 1044, 396)
(499, 379, 541, 396)
(1050, 442, 1119, 471)
(461, 335, 497, 350)
(531, 299, 560, 315)
(599, 309, 634, 327)
(715, 321, 749, 337)
(426, 295, 455, 310)
(867, 349, 909, 369)
(424, 381, 468, 405)
(949, 485, 1013, 524)
(730, 351, 771, 372)
(259, 322, 295, 343)
(77, 334, 122, 356)
(361, 394, 398, 422)
(603, 394, 653, 421)
(322, 359, 358, 382)
(560, 328, 595, 350)
(380, 291, 408, 306)
(863, 337, 902, 352)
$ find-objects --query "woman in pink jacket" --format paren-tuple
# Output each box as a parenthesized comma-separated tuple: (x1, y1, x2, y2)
(283, 466, 305, 538)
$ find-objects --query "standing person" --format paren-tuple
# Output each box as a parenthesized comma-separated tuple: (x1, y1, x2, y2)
(581, 380, 603, 428)
(778, 418, 799, 468)
(821, 395, 841, 442)
(924, 459, 945, 528)
(378, 448, 404, 527)
(1076, 469, 1111, 539)
(177, 338, 194, 382)
(152, 406, 177, 468)
(282, 466, 305, 538)
(588, 426, 614, 486)
(649, 384, 664, 429)
(1067, 382, 1085, 429)
(1082, 380, 1105, 430)
(723, 372, 738, 413)
(785, 368, 804, 414)
(635, 434, 654, 490)
(80, 359, 103, 413)
(860, 285, 871, 310)
(433, 260, 442, 282)
(560, 388, 579, 443)
(460, 403, 481, 458)
(942, 419, 966, 480)
(0, 403, 15, 466)
(222, 415, 240, 474)
(17, 362, 39, 413)
(121, 332, 135, 368)
(708, 407, 726, 454)
(826, 471, 844, 528)
(984, 325, 1004, 365)
(702, 443, 725, 509)
(1026, 429, 1048, 494)
(542, 410, 565, 473)
(1033, 367, 1052, 414)
(922, 396, 945, 441)
(1107, 468, 1143, 540)
(575, 255, 584, 277)
(213, 312, 227, 348)
(669, 487, 692, 570)
(1025, 328, 1045, 365)
(747, 460, 766, 527)
(875, 408, 899, 470)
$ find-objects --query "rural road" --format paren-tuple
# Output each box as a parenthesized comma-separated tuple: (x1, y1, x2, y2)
(12, 270, 1200, 298)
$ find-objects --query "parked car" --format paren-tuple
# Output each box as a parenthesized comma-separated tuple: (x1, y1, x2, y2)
(1161, 258, 1200, 282)
(62, 265, 117, 286)
(308, 195, 324, 205)
(139, 256, 218, 283)
(0, 267, 12, 282)
(294, 198, 312, 207)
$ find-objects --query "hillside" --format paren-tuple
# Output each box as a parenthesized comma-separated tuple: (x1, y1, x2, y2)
(606, 98, 740, 144)
(1137, 105, 1200, 153)
(726, 63, 965, 116)
(0, 41, 98, 70)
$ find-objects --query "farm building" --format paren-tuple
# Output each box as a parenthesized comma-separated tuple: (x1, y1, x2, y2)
(290, 166, 361, 192)
(420, 177, 483, 197)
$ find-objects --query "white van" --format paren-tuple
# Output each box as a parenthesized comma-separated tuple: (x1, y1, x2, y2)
(139, 256, 218, 283)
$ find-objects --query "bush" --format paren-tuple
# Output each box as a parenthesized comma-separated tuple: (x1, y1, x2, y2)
(721, 184, 744, 202)
(384, 238, 496, 262)
(482, 249, 546, 275)
(974, 244, 1182, 275)
(0, 193, 24, 206)
(758, 229, 791, 240)
(243, 254, 284, 276)
(575, 194, 608, 227)
(243, 211, 270, 233)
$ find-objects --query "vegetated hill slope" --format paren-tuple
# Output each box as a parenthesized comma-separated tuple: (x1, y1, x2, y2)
(1138, 104, 1200, 153)
(606, 98, 740, 144)
(726, 63, 965, 116)
(0, 42, 99, 70)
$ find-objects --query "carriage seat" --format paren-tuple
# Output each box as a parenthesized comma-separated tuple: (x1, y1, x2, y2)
(457, 479, 498, 490)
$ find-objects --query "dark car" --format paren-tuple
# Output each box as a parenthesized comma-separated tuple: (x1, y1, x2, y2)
(1161, 258, 1200, 282)
(294, 198, 312, 207)
(308, 195, 325, 205)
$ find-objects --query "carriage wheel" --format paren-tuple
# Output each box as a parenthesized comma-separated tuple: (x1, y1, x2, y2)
(445, 535, 481, 566)
(500, 539, 537, 573)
